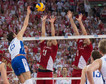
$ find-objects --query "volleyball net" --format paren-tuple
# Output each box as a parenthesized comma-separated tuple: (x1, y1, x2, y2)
(23, 35, 106, 41)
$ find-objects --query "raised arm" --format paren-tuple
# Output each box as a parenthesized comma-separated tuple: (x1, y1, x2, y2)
(17, 6, 31, 40)
(40, 15, 47, 43)
(67, 11, 79, 36)
(76, 14, 87, 35)
(76, 14, 90, 45)
(49, 16, 57, 45)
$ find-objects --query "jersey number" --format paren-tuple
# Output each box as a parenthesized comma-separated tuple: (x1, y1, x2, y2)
(93, 71, 101, 77)
(10, 44, 15, 51)
(43, 50, 47, 56)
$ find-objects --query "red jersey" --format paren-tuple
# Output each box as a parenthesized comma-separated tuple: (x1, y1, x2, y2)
(73, 39, 93, 69)
(39, 41, 58, 71)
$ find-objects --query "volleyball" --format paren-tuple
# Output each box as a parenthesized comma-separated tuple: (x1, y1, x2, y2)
(36, 2, 45, 12)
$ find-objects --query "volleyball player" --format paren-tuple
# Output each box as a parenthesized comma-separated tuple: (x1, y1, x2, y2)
(80, 50, 103, 84)
(0, 62, 9, 84)
(87, 39, 106, 84)
(36, 15, 58, 84)
(7, 6, 33, 84)
(67, 11, 93, 84)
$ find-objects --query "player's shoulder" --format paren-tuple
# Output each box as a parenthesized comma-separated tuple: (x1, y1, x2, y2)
(101, 55, 106, 60)
(11, 37, 19, 42)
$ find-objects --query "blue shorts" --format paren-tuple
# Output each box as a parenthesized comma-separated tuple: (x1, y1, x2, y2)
(11, 55, 30, 76)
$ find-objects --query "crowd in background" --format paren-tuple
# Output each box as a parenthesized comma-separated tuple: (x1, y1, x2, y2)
(0, 0, 106, 83)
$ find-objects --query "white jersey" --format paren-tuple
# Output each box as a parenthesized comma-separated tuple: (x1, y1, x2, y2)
(56, 79, 71, 84)
(8, 37, 25, 60)
(86, 70, 103, 84)
(101, 55, 106, 83)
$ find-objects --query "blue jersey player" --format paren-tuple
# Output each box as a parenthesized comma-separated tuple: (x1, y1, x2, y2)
(7, 6, 33, 84)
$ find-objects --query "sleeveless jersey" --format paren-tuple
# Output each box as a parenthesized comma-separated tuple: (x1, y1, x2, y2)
(8, 37, 25, 60)
(86, 70, 103, 84)
(101, 55, 106, 83)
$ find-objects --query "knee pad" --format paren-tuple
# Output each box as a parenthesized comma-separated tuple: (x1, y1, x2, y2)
(24, 79, 33, 84)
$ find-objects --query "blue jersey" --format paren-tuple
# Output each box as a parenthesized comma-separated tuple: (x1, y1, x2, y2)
(8, 37, 25, 60)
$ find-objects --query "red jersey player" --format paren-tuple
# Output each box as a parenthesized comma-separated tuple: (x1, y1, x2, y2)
(36, 15, 58, 84)
(67, 11, 93, 84)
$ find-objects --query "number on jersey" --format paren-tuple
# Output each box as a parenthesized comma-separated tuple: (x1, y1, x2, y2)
(43, 50, 47, 56)
(93, 71, 101, 77)
(10, 44, 15, 51)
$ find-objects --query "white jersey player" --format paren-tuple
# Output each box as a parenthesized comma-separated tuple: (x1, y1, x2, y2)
(100, 55, 106, 83)
(87, 39, 106, 84)
(80, 50, 104, 84)
(7, 6, 33, 84)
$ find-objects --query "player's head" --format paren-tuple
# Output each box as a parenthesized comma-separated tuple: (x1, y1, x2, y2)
(91, 50, 102, 63)
(47, 40, 52, 47)
(98, 39, 106, 55)
(7, 32, 16, 42)
(83, 39, 88, 47)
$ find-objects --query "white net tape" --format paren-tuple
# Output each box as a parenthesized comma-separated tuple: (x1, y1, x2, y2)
(23, 35, 106, 41)
(32, 77, 81, 80)
(6, 71, 81, 80)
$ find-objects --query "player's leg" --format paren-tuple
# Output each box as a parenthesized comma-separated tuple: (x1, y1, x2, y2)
(0, 62, 9, 84)
(37, 80, 44, 84)
(76, 72, 81, 84)
(45, 80, 53, 84)
(72, 80, 77, 84)
(22, 71, 33, 84)
(11, 56, 32, 83)
(36, 72, 45, 84)
(18, 74, 25, 83)
(72, 69, 82, 84)
(45, 72, 53, 84)
(19, 56, 33, 84)
(77, 80, 81, 84)
(22, 71, 31, 80)
(72, 69, 78, 84)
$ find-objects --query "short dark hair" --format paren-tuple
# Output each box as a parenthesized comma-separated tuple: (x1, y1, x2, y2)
(7, 32, 14, 42)
(98, 39, 106, 54)
(92, 50, 102, 60)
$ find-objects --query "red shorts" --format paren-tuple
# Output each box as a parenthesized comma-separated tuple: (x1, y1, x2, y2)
(72, 69, 82, 84)
(37, 71, 53, 84)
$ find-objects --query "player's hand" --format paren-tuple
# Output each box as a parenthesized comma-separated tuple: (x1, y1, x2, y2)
(76, 13, 83, 21)
(27, 6, 31, 14)
(41, 15, 47, 22)
(67, 11, 73, 19)
(49, 15, 56, 23)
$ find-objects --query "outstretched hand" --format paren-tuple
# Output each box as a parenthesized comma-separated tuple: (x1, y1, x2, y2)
(76, 13, 83, 21)
(27, 6, 31, 14)
(41, 15, 47, 22)
(49, 15, 56, 23)
(67, 11, 73, 19)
